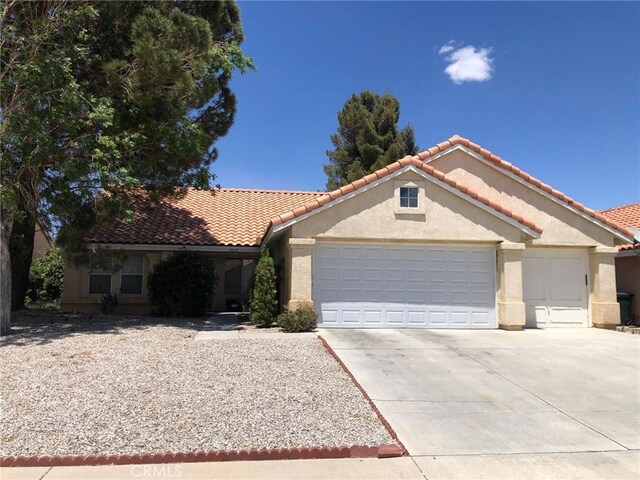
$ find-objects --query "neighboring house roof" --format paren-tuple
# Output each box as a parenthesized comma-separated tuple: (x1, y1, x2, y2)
(418, 135, 635, 240)
(599, 202, 640, 251)
(87, 188, 320, 247)
(269, 156, 543, 235)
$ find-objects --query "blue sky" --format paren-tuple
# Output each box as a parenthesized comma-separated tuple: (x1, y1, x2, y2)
(213, 1, 640, 210)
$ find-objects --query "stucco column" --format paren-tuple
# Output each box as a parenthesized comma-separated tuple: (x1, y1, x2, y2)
(496, 243, 526, 331)
(288, 238, 315, 310)
(589, 246, 620, 329)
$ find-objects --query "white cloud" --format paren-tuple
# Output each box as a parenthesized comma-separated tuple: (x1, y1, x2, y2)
(438, 41, 456, 55)
(438, 43, 494, 84)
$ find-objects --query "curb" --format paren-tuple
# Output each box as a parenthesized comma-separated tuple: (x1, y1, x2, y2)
(0, 444, 403, 468)
(317, 335, 408, 456)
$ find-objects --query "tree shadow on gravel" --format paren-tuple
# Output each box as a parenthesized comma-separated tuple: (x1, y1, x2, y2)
(0, 310, 250, 347)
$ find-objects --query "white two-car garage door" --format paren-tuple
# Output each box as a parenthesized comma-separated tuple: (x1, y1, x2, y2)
(313, 243, 496, 328)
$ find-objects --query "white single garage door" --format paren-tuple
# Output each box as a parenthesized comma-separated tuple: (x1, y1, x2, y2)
(523, 248, 589, 327)
(313, 243, 496, 328)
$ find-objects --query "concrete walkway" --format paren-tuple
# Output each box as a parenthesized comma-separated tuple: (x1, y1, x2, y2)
(1, 458, 423, 480)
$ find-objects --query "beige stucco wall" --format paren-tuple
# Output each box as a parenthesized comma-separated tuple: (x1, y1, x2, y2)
(615, 254, 640, 325)
(61, 251, 157, 315)
(430, 150, 617, 247)
(61, 250, 257, 315)
(32, 225, 52, 259)
(291, 170, 525, 243)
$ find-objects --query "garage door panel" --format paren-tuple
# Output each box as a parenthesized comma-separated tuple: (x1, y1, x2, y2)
(472, 311, 490, 326)
(385, 289, 404, 303)
(407, 290, 426, 304)
(318, 287, 339, 302)
(427, 270, 447, 283)
(314, 243, 496, 329)
(364, 247, 383, 260)
(342, 288, 361, 302)
(341, 310, 361, 324)
(386, 248, 404, 261)
(363, 289, 382, 302)
(363, 310, 383, 325)
(449, 269, 467, 283)
(407, 311, 427, 325)
(363, 267, 382, 281)
(407, 268, 427, 282)
(428, 289, 448, 304)
(386, 310, 404, 325)
(319, 266, 339, 281)
(406, 248, 426, 262)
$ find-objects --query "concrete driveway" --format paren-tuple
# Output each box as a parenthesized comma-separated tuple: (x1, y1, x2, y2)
(320, 328, 640, 479)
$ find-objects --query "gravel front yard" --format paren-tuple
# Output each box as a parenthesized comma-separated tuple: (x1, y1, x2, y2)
(0, 315, 392, 457)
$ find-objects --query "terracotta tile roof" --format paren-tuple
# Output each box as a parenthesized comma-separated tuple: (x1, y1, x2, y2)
(599, 202, 640, 251)
(87, 188, 321, 247)
(417, 135, 634, 240)
(270, 156, 543, 234)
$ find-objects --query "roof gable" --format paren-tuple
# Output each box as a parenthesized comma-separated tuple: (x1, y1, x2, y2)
(267, 157, 543, 241)
(419, 135, 634, 242)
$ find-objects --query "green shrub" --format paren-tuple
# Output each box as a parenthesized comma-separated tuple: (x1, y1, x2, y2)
(147, 251, 216, 316)
(276, 310, 295, 331)
(100, 293, 118, 314)
(250, 248, 278, 327)
(28, 248, 64, 303)
(278, 301, 317, 333)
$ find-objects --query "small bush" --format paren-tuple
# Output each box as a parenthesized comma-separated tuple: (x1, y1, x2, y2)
(28, 248, 64, 303)
(100, 293, 118, 314)
(278, 301, 317, 333)
(147, 251, 216, 317)
(250, 249, 278, 327)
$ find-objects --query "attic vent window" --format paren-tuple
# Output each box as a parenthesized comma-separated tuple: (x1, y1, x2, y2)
(400, 187, 419, 208)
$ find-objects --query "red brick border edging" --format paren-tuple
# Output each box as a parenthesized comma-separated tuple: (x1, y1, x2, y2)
(0, 443, 403, 468)
(317, 335, 408, 456)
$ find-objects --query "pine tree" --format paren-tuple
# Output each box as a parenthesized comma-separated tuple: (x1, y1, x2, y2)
(324, 91, 418, 190)
(250, 249, 278, 327)
(0, 1, 253, 333)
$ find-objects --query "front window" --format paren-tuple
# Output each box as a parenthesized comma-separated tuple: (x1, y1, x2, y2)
(400, 187, 419, 208)
(89, 258, 112, 294)
(120, 255, 143, 294)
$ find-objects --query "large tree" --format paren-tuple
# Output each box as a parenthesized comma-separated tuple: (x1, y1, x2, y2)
(0, 0, 253, 334)
(324, 91, 418, 191)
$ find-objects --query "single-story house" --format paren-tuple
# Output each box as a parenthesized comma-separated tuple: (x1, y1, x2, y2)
(61, 135, 635, 330)
(600, 202, 640, 326)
